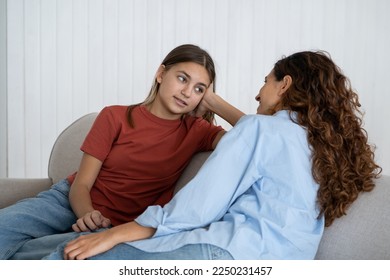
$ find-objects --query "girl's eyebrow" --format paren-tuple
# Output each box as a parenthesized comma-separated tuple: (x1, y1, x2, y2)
(177, 71, 208, 88)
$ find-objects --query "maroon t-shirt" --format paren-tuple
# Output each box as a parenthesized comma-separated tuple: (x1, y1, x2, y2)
(67, 105, 223, 226)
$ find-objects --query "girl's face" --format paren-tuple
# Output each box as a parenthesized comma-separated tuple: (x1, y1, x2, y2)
(149, 62, 210, 120)
(255, 70, 286, 115)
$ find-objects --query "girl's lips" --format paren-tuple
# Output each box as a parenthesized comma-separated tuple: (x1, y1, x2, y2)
(174, 96, 188, 107)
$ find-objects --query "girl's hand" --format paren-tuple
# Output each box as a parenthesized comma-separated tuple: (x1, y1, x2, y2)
(72, 210, 111, 232)
(64, 230, 114, 260)
(194, 83, 215, 117)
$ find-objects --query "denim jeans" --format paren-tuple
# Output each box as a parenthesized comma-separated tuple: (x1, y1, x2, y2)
(10, 232, 80, 260)
(45, 235, 233, 260)
(0, 179, 77, 259)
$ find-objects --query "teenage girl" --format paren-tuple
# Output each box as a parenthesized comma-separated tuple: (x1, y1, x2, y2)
(0, 44, 244, 259)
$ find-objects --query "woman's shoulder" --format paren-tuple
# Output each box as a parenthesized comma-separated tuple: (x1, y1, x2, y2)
(236, 111, 304, 136)
(238, 111, 294, 125)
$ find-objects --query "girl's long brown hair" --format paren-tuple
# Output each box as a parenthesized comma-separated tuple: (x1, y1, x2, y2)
(127, 44, 216, 127)
(274, 51, 381, 226)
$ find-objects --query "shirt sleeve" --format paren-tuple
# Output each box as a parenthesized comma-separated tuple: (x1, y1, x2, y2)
(187, 117, 224, 152)
(81, 106, 121, 162)
(135, 116, 261, 237)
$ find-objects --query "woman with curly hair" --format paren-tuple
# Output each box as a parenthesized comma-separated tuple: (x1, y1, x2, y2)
(46, 51, 381, 260)
(273, 51, 381, 226)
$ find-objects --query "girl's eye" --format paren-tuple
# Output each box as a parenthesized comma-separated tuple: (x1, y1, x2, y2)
(178, 76, 186, 83)
(194, 86, 205, 94)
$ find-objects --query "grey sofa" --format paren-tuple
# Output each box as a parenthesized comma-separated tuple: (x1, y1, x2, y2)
(1, 113, 389, 259)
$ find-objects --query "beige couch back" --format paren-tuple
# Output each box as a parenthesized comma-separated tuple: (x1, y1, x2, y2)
(48, 113, 98, 183)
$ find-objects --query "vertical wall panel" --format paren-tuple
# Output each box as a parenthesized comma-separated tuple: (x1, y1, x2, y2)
(24, 0, 41, 177)
(102, 0, 119, 106)
(39, 0, 57, 176)
(160, 0, 176, 57)
(362, 0, 390, 176)
(131, 0, 148, 102)
(56, 0, 73, 133)
(200, 0, 216, 54)
(0, 0, 7, 177)
(117, 0, 134, 104)
(213, 0, 229, 94)
(145, 0, 163, 92)
(4, 0, 390, 177)
(88, 0, 104, 113)
(72, 0, 88, 117)
(236, 1, 254, 112)
(7, 0, 25, 177)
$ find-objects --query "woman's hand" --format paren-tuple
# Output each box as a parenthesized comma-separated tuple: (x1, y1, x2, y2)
(72, 210, 111, 232)
(64, 221, 156, 260)
(64, 229, 115, 260)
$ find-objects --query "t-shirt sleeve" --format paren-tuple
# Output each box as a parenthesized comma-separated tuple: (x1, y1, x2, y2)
(80, 106, 121, 162)
(194, 118, 224, 151)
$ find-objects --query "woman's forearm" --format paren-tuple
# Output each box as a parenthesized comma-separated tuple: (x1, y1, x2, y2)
(63, 221, 156, 260)
(108, 221, 156, 244)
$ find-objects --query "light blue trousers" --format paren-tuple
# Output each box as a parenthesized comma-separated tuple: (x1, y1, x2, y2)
(0, 179, 78, 259)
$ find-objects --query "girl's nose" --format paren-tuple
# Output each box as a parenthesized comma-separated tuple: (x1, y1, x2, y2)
(181, 87, 191, 98)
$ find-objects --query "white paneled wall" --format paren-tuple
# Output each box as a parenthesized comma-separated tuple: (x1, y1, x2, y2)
(2, 0, 390, 177)
(0, 0, 6, 177)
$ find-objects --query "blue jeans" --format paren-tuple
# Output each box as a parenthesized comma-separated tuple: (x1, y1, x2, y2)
(0, 179, 77, 259)
(10, 232, 80, 260)
(45, 234, 233, 260)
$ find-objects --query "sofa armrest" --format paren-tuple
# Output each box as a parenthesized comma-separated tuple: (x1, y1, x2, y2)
(0, 178, 53, 209)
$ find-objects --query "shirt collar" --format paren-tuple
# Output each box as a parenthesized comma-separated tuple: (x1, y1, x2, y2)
(274, 110, 299, 123)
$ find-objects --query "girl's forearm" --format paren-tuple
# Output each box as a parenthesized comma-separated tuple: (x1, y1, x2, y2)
(207, 94, 245, 126)
(69, 184, 95, 218)
(69, 153, 103, 218)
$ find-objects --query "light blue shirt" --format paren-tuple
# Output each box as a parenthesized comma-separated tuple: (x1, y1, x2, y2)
(130, 110, 325, 259)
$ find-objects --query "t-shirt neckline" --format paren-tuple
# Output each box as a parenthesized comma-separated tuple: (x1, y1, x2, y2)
(138, 105, 182, 126)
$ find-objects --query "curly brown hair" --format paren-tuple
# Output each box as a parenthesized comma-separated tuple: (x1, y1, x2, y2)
(273, 51, 382, 226)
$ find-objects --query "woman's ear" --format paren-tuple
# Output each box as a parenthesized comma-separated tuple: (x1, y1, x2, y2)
(280, 75, 292, 95)
(156, 65, 166, 83)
